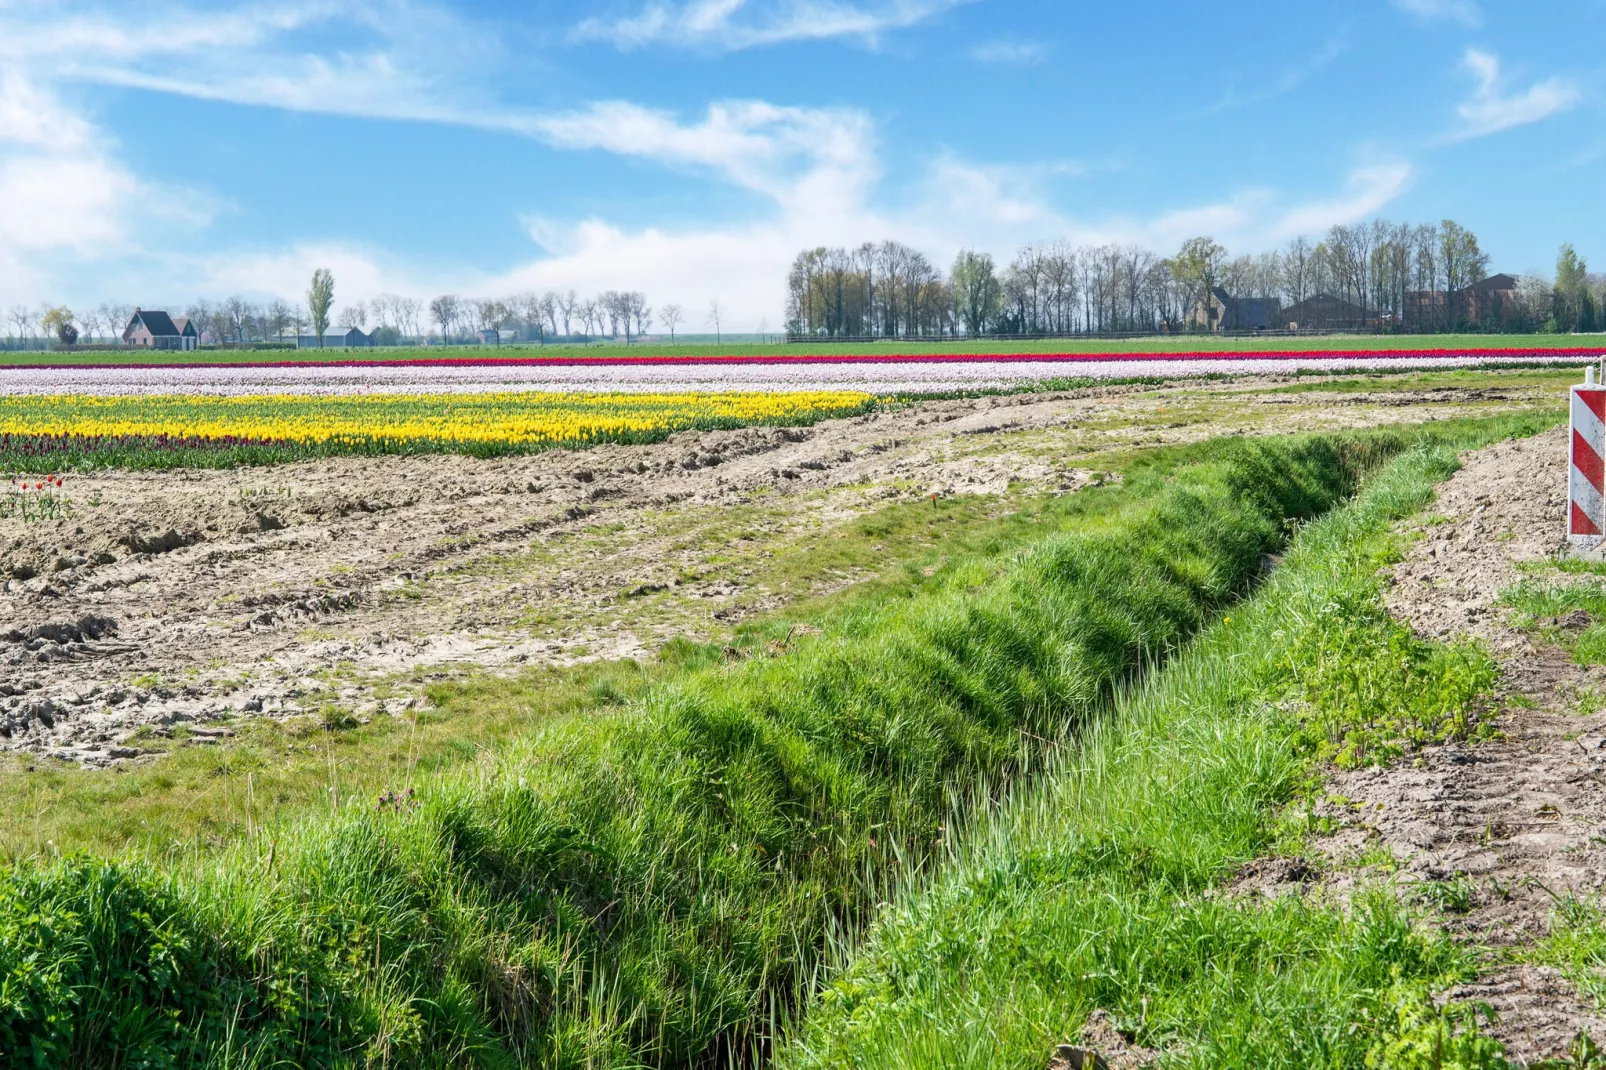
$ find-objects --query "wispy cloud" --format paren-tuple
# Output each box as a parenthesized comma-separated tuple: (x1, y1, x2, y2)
(1391, 0, 1481, 27)
(570, 0, 963, 52)
(1451, 48, 1580, 140)
(2, 0, 498, 126)
(1269, 160, 1414, 240)
(1199, 35, 1346, 116)
(970, 39, 1047, 65)
(517, 99, 880, 215)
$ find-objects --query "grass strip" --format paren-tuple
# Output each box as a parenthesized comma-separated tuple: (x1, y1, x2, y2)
(0, 432, 1388, 1067)
(781, 424, 1535, 1069)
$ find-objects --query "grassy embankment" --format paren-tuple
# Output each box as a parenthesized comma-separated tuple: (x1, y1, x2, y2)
(2, 333, 1601, 366)
(782, 427, 1553, 1069)
(0, 431, 1398, 1066)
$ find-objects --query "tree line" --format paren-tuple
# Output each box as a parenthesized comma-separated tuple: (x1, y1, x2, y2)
(2, 277, 727, 349)
(786, 220, 1606, 337)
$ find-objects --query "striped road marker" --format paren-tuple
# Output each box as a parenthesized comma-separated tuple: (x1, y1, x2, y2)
(1571, 364, 1606, 550)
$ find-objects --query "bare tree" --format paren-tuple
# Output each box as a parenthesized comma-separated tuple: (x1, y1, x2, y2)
(540, 292, 558, 338)
(482, 298, 514, 344)
(707, 298, 723, 345)
(627, 291, 651, 339)
(10, 303, 34, 345)
(100, 303, 133, 343)
(398, 297, 422, 340)
(429, 294, 461, 344)
(78, 307, 102, 343)
(557, 290, 577, 337)
(661, 303, 684, 341)
(223, 295, 251, 342)
(267, 298, 295, 341)
(1281, 237, 1313, 309)
(515, 292, 545, 343)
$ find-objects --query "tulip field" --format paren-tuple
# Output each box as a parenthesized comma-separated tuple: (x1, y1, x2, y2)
(0, 389, 875, 468)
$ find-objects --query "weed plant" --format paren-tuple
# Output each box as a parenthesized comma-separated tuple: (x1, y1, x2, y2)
(781, 434, 1522, 1069)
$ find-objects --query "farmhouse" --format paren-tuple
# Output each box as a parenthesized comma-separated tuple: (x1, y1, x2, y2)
(294, 326, 373, 348)
(1404, 273, 1520, 329)
(1190, 288, 1281, 331)
(122, 309, 199, 350)
(1282, 294, 1372, 330)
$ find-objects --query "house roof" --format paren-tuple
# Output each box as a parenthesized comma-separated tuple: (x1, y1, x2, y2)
(170, 316, 197, 335)
(298, 326, 366, 337)
(1209, 288, 1280, 309)
(130, 310, 181, 337)
(1467, 273, 1518, 292)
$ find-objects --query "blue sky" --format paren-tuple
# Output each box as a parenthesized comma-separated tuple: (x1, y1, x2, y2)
(0, 0, 1600, 328)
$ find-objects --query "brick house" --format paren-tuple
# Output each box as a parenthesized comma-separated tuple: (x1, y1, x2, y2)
(122, 309, 199, 350)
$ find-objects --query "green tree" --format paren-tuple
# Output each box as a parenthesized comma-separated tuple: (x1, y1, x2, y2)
(307, 268, 335, 346)
(1556, 243, 1589, 332)
(1167, 236, 1227, 330)
(39, 306, 75, 345)
(950, 249, 1002, 336)
(1438, 220, 1489, 329)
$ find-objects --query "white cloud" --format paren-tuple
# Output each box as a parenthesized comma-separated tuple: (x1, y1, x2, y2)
(0, 70, 215, 303)
(1390, 0, 1481, 27)
(1268, 161, 1414, 240)
(0, 0, 1422, 328)
(1450, 49, 1581, 140)
(571, 0, 962, 51)
(1, 0, 494, 127)
(520, 100, 878, 215)
(970, 39, 1048, 65)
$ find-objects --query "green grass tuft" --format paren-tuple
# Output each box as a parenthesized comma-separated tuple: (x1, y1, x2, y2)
(1500, 579, 1606, 664)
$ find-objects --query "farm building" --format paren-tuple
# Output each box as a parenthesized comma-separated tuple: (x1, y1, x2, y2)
(1189, 288, 1281, 331)
(295, 326, 373, 348)
(1281, 294, 1373, 330)
(1403, 274, 1520, 330)
(122, 309, 199, 350)
(478, 329, 516, 345)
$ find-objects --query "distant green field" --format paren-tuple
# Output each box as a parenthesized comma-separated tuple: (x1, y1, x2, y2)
(2, 333, 1601, 365)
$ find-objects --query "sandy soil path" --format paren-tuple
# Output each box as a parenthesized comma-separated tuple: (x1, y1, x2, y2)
(1314, 427, 1606, 1062)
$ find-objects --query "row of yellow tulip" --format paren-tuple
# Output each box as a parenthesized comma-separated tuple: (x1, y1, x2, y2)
(0, 390, 876, 451)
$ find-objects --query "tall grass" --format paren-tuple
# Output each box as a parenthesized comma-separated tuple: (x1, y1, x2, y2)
(780, 431, 1527, 1069)
(0, 421, 1547, 1067)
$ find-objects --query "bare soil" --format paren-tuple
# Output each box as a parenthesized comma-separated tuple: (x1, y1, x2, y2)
(1311, 426, 1606, 1063)
(0, 377, 1553, 768)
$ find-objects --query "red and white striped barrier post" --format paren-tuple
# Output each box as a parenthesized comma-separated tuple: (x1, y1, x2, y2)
(1570, 363, 1606, 551)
